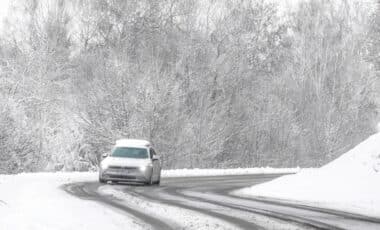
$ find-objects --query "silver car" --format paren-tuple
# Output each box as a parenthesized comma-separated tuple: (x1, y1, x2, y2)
(99, 139, 161, 185)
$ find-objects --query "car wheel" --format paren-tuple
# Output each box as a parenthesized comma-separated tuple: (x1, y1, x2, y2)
(146, 175, 154, 186)
(155, 173, 161, 185)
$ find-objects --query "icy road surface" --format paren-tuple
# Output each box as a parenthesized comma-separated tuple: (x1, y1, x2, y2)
(63, 174, 380, 230)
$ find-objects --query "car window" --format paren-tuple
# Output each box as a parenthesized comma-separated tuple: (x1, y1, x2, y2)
(111, 147, 148, 159)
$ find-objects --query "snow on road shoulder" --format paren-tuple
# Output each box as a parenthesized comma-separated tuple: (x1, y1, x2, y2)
(162, 167, 299, 178)
(235, 132, 380, 218)
(0, 172, 146, 230)
(98, 185, 240, 230)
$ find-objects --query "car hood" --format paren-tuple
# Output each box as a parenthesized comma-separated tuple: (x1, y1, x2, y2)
(102, 157, 150, 168)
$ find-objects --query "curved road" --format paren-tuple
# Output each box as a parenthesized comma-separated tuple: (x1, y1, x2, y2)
(63, 174, 380, 230)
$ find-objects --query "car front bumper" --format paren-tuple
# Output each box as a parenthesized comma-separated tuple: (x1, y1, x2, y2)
(100, 166, 152, 183)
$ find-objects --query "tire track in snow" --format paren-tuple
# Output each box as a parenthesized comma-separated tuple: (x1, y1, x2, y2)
(122, 174, 380, 230)
(63, 174, 380, 230)
(118, 174, 311, 230)
(169, 176, 380, 230)
(63, 174, 309, 230)
(99, 184, 241, 230)
(122, 186, 260, 230)
(176, 189, 335, 230)
(62, 182, 176, 230)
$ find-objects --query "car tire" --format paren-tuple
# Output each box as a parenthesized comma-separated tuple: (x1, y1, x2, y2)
(146, 175, 154, 186)
(155, 172, 161, 185)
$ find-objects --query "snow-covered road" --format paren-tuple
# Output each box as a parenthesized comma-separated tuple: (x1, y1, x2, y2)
(0, 169, 298, 230)
(63, 174, 380, 230)
(1, 171, 380, 229)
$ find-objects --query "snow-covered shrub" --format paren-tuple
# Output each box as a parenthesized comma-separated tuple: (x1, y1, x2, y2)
(0, 100, 42, 173)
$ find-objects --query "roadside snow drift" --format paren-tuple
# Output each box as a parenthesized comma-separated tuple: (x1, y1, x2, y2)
(0, 173, 146, 230)
(236, 132, 380, 218)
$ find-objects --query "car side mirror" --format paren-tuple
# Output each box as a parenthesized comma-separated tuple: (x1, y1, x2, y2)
(152, 155, 159, 161)
(102, 153, 109, 158)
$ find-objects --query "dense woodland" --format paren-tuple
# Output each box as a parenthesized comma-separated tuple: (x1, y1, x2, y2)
(0, 0, 379, 173)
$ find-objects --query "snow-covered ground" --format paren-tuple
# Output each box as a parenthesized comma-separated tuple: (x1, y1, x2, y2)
(0, 172, 146, 230)
(236, 132, 380, 218)
(0, 167, 298, 230)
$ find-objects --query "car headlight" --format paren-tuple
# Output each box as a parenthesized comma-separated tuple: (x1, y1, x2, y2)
(100, 162, 109, 170)
(139, 163, 152, 171)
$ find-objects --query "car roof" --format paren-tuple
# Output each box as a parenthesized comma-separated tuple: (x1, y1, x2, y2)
(115, 139, 151, 148)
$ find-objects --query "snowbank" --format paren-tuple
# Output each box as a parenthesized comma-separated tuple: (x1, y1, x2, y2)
(0, 172, 146, 230)
(235, 132, 380, 218)
(162, 167, 300, 177)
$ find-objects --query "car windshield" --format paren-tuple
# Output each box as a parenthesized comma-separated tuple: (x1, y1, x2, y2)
(111, 147, 148, 159)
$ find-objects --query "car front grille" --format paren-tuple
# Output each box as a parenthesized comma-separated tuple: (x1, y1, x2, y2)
(108, 175, 137, 180)
(105, 166, 139, 175)
(108, 166, 138, 170)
